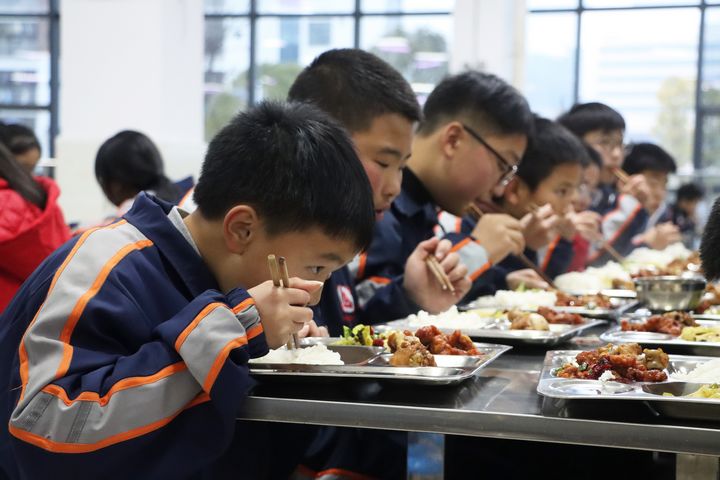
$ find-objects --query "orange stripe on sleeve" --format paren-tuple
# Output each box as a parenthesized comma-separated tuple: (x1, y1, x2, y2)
(356, 253, 368, 280)
(174, 302, 226, 351)
(367, 276, 391, 286)
(449, 237, 471, 253)
(231, 297, 255, 315)
(541, 236, 561, 272)
(9, 392, 211, 454)
(202, 336, 248, 392)
(19, 221, 127, 401)
(469, 261, 492, 282)
(54, 238, 154, 380)
(588, 202, 642, 264)
(41, 362, 187, 407)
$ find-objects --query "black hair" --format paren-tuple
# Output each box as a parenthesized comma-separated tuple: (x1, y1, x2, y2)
(194, 101, 375, 251)
(94, 130, 179, 203)
(676, 182, 704, 202)
(622, 142, 677, 176)
(0, 143, 46, 209)
(0, 122, 41, 156)
(557, 102, 625, 138)
(288, 48, 421, 133)
(701, 196, 720, 279)
(515, 116, 589, 191)
(582, 142, 603, 169)
(417, 71, 533, 137)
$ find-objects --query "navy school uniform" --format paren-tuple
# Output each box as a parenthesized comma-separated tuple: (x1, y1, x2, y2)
(588, 193, 649, 266)
(0, 193, 313, 479)
(355, 169, 495, 324)
(591, 182, 619, 216)
(312, 266, 358, 337)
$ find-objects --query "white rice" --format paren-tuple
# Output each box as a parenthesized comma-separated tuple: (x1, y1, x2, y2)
(555, 262, 632, 293)
(670, 359, 720, 383)
(471, 290, 557, 309)
(625, 243, 691, 268)
(249, 343, 344, 365)
(406, 306, 498, 330)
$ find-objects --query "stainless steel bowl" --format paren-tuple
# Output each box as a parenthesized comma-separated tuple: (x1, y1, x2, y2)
(634, 275, 706, 311)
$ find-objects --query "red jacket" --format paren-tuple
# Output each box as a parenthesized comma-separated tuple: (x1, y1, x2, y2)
(0, 177, 70, 311)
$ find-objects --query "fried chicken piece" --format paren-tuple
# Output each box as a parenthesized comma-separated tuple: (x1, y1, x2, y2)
(508, 310, 549, 331)
(537, 306, 584, 325)
(612, 278, 636, 290)
(643, 348, 669, 370)
(621, 311, 697, 336)
(389, 335, 436, 367)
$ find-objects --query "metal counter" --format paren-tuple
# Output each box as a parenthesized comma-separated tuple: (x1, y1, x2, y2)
(238, 326, 720, 476)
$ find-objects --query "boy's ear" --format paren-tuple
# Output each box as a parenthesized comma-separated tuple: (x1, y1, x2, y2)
(440, 122, 463, 159)
(223, 205, 260, 254)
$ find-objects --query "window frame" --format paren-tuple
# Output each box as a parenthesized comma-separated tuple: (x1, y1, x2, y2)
(0, 0, 59, 157)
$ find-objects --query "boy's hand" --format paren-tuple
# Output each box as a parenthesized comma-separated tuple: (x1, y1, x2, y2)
(470, 213, 525, 264)
(620, 174, 651, 209)
(570, 210, 602, 242)
(640, 222, 681, 250)
(404, 237, 471, 314)
(521, 204, 558, 250)
(248, 278, 323, 349)
(553, 213, 577, 241)
(297, 320, 329, 338)
(506, 268, 550, 290)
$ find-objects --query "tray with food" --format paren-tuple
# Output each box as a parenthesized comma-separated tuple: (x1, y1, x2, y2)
(554, 262, 636, 298)
(537, 344, 720, 421)
(376, 307, 605, 346)
(463, 289, 636, 318)
(249, 326, 511, 386)
(600, 311, 720, 356)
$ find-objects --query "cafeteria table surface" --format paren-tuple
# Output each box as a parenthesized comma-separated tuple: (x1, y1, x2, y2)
(239, 324, 720, 478)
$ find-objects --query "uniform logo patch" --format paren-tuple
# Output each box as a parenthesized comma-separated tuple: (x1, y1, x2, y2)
(337, 285, 355, 314)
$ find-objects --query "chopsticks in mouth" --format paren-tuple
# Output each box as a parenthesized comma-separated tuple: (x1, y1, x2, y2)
(267, 254, 301, 349)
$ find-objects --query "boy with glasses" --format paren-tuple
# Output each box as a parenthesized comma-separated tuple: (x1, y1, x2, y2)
(355, 71, 538, 323)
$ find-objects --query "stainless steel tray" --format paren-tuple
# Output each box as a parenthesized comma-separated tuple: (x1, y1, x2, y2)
(560, 288, 637, 299)
(249, 341, 512, 386)
(537, 350, 720, 421)
(462, 298, 637, 320)
(376, 317, 606, 346)
(600, 320, 720, 356)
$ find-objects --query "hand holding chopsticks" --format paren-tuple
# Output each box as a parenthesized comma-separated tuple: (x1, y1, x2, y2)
(425, 254, 455, 293)
(267, 254, 302, 350)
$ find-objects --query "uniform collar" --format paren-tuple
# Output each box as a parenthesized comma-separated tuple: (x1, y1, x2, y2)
(123, 193, 220, 297)
(394, 167, 437, 218)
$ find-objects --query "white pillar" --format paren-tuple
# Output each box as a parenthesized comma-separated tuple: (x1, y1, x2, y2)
(451, 0, 527, 88)
(55, 0, 206, 223)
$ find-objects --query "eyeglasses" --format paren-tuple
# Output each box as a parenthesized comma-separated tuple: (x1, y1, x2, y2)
(462, 124, 517, 187)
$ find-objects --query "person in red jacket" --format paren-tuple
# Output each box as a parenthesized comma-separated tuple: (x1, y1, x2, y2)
(0, 143, 70, 311)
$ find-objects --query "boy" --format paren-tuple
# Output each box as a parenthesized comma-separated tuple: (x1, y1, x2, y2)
(701, 195, 720, 279)
(567, 144, 603, 271)
(671, 182, 704, 246)
(493, 116, 590, 278)
(588, 142, 679, 263)
(0, 101, 375, 478)
(357, 71, 536, 320)
(288, 49, 471, 335)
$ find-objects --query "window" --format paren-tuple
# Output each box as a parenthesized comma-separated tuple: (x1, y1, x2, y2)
(204, 0, 454, 140)
(0, 0, 58, 157)
(526, 1, 715, 176)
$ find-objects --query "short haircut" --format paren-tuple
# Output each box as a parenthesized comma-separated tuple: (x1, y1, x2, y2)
(95, 130, 179, 203)
(417, 71, 533, 137)
(557, 102, 625, 138)
(515, 116, 589, 191)
(0, 122, 41, 156)
(194, 101, 375, 250)
(583, 142, 603, 169)
(701, 196, 720, 279)
(287, 49, 421, 133)
(622, 142, 677, 175)
(677, 182, 704, 202)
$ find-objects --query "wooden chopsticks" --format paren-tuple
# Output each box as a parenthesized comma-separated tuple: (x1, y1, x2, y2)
(469, 202, 557, 288)
(267, 254, 301, 349)
(612, 167, 630, 184)
(425, 255, 455, 293)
